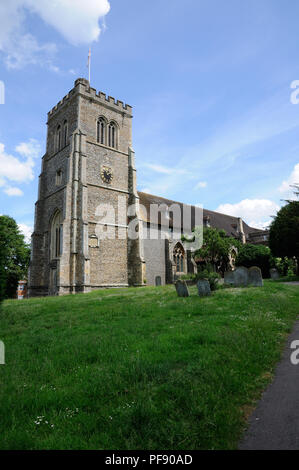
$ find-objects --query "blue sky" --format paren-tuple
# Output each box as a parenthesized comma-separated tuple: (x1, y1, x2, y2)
(0, 0, 299, 241)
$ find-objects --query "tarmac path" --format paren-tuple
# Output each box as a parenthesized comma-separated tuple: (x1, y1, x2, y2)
(239, 313, 299, 450)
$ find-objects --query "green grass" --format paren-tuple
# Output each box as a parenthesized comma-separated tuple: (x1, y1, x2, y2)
(0, 281, 298, 450)
(272, 275, 299, 282)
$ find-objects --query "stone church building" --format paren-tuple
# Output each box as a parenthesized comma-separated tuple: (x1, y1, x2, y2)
(28, 79, 266, 296)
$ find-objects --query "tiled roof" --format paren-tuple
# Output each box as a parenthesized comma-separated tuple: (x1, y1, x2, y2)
(137, 191, 264, 239)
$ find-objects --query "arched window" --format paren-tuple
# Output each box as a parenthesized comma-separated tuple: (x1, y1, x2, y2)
(173, 243, 185, 273)
(56, 169, 62, 186)
(108, 122, 116, 148)
(63, 120, 68, 147)
(97, 117, 106, 145)
(50, 211, 63, 260)
(56, 125, 61, 152)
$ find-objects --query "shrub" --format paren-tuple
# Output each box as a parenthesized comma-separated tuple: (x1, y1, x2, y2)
(272, 257, 297, 277)
(196, 269, 221, 291)
(180, 274, 196, 281)
(235, 244, 271, 278)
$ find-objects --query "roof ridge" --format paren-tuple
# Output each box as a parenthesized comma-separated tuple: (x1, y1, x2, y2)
(138, 191, 239, 221)
(137, 191, 267, 234)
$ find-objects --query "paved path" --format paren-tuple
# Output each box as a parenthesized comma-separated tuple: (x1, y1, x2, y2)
(239, 319, 299, 450)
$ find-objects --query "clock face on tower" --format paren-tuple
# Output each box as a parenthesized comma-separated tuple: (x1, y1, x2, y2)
(101, 166, 113, 184)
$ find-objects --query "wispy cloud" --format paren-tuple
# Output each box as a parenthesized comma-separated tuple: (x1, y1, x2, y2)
(4, 187, 24, 197)
(194, 181, 207, 189)
(137, 85, 299, 201)
(179, 90, 299, 175)
(144, 163, 188, 175)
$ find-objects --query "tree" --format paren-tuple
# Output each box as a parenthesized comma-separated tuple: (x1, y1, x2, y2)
(235, 244, 272, 278)
(269, 200, 299, 274)
(0, 216, 31, 300)
(184, 227, 240, 273)
(288, 184, 299, 200)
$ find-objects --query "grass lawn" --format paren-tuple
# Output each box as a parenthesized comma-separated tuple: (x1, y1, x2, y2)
(273, 275, 299, 282)
(0, 281, 298, 450)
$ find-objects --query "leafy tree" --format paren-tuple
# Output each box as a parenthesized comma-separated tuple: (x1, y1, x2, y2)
(184, 227, 241, 273)
(269, 200, 299, 274)
(235, 244, 272, 278)
(287, 184, 299, 200)
(0, 216, 31, 300)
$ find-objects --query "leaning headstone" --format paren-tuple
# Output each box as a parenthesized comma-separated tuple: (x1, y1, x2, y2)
(224, 271, 235, 286)
(175, 280, 190, 297)
(197, 279, 211, 297)
(233, 267, 249, 287)
(248, 266, 263, 287)
(270, 268, 280, 280)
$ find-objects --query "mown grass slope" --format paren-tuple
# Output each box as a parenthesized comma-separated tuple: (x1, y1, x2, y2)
(0, 281, 298, 450)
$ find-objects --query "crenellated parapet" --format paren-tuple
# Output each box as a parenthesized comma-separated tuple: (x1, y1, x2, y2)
(48, 78, 132, 120)
(48, 88, 76, 118)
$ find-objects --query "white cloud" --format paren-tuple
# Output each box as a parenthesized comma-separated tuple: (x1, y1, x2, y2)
(247, 220, 272, 230)
(0, 143, 34, 183)
(0, 139, 41, 195)
(216, 199, 280, 229)
(194, 181, 207, 189)
(4, 187, 24, 197)
(18, 223, 33, 243)
(0, 1, 111, 68)
(144, 163, 188, 175)
(15, 138, 41, 159)
(279, 163, 299, 197)
(26, 0, 111, 45)
(139, 187, 152, 194)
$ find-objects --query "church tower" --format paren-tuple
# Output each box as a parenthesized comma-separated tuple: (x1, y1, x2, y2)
(28, 78, 145, 296)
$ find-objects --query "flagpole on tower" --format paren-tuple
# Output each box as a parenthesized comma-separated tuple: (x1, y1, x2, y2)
(87, 48, 91, 84)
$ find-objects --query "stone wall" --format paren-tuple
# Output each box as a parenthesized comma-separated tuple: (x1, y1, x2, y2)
(29, 78, 138, 296)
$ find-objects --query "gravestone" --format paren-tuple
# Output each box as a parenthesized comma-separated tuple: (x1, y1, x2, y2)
(224, 271, 235, 286)
(233, 266, 249, 287)
(175, 280, 190, 297)
(248, 266, 263, 287)
(155, 276, 162, 286)
(197, 279, 211, 297)
(270, 268, 280, 280)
